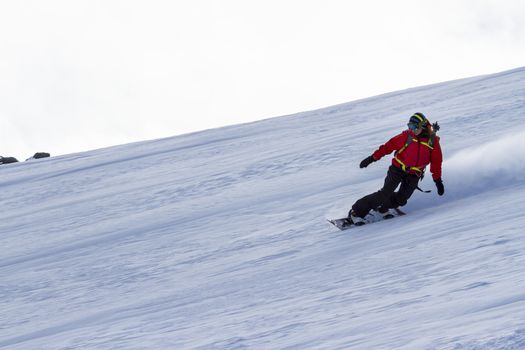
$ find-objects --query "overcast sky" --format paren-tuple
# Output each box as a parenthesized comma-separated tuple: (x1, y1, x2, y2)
(1, 0, 524, 158)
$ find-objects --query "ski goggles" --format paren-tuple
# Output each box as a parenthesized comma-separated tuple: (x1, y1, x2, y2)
(407, 121, 428, 131)
(407, 122, 419, 131)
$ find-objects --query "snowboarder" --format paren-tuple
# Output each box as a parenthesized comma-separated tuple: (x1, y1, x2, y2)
(349, 112, 444, 225)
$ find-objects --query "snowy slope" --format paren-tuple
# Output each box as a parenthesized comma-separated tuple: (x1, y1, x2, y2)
(1, 67, 525, 350)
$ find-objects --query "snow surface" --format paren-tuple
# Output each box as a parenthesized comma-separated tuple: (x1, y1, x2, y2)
(1, 67, 525, 350)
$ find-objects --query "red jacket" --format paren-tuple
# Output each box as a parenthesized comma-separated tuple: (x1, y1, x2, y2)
(372, 129, 443, 180)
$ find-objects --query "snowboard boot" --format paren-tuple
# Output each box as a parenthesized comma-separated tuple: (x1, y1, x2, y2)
(349, 210, 366, 226)
(376, 206, 396, 219)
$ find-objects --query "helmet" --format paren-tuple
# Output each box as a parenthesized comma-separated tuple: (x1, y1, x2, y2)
(407, 112, 428, 131)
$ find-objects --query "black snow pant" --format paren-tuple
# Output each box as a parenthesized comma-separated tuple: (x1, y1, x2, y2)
(350, 165, 420, 218)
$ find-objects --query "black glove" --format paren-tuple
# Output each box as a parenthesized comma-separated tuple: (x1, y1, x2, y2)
(434, 178, 445, 196)
(360, 155, 376, 168)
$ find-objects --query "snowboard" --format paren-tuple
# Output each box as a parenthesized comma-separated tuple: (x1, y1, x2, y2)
(328, 208, 406, 231)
